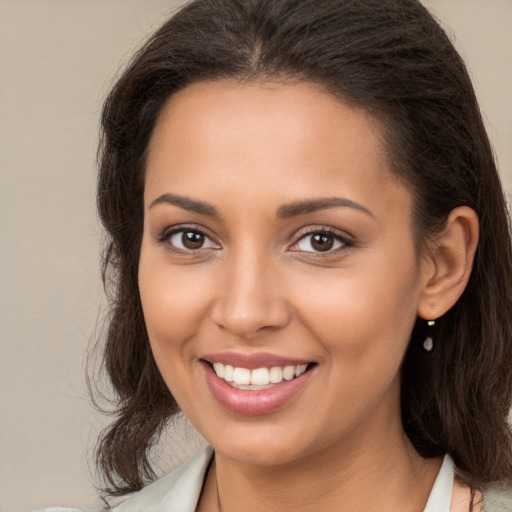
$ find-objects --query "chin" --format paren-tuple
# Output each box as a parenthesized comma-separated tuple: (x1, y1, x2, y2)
(195, 413, 327, 467)
(213, 436, 306, 466)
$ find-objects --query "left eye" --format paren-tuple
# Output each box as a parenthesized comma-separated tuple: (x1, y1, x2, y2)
(295, 232, 345, 253)
(168, 229, 218, 251)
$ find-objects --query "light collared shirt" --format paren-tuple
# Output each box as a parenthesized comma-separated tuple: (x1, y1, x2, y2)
(38, 446, 512, 512)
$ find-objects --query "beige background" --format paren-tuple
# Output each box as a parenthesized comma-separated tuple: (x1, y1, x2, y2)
(0, 1, 511, 511)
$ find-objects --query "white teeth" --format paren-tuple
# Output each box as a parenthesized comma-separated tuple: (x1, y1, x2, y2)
(283, 366, 295, 381)
(224, 364, 234, 382)
(269, 366, 283, 383)
(251, 367, 270, 386)
(213, 362, 225, 378)
(211, 362, 310, 388)
(233, 367, 251, 385)
(295, 364, 308, 377)
(231, 383, 274, 390)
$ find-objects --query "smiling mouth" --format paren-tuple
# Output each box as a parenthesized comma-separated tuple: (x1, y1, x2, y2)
(201, 357, 316, 415)
(206, 361, 314, 390)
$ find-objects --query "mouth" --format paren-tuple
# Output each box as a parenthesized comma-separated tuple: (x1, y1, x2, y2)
(200, 354, 316, 415)
(207, 361, 312, 390)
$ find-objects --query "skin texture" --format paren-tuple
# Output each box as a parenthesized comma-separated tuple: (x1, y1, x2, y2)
(451, 479, 484, 512)
(138, 81, 479, 511)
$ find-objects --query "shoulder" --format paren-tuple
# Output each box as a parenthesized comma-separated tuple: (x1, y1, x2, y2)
(482, 483, 512, 512)
(34, 446, 213, 512)
(452, 463, 512, 512)
(111, 445, 213, 512)
(34, 509, 95, 512)
(452, 479, 512, 512)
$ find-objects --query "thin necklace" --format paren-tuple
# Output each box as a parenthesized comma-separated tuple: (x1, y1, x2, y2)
(213, 462, 222, 512)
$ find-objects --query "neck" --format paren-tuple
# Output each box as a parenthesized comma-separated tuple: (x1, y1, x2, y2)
(199, 411, 442, 512)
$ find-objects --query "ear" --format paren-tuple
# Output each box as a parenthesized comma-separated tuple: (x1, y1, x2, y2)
(417, 206, 479, 321)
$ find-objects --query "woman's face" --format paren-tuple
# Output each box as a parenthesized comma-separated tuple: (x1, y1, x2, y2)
(139, 80, 430, 466)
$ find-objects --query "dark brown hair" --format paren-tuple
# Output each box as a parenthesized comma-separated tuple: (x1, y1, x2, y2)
(95, 0, 512, 497)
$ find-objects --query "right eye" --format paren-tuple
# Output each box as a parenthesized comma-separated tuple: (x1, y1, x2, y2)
(162, 228, 219, 252)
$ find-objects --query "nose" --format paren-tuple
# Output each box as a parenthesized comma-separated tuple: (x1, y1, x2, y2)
(211, 248, 291, 340)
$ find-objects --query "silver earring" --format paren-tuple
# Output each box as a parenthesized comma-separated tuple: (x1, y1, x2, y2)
(423, 319, 435, 351)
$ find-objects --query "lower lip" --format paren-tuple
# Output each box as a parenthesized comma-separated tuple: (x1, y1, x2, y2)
(202, 362, 313, 416)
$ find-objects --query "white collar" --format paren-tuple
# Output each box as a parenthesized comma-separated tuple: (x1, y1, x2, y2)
(113, 447, 453, 512)
(112, 446, 213, 512)
(423, 455, 454, 512)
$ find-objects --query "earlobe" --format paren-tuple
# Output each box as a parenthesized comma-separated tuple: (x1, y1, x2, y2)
(417, 206, 479, 320)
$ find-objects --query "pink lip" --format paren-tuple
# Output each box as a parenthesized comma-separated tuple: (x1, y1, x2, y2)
(202, 351, 311, 369)
(201, 360, 314, 416)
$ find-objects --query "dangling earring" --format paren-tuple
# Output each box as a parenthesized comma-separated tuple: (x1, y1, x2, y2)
(423, 319, 435, 351)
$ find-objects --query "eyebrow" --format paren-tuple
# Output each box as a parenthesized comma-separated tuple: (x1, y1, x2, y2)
(149, 193, 220, 217)
(276, 197, 374, 219)
(149, 193, 373, 220)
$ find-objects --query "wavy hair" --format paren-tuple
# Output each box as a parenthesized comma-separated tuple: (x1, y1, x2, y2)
(94, 0, 512, 496)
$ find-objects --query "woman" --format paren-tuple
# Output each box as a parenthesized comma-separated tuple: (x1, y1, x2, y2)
(42, 0, 512, 510)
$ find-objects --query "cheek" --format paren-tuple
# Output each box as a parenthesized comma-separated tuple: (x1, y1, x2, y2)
(138, 246, 214, 368)
(140, 244, 208, 320)
(138, 251, 215, 413)
(289, 261, 420, 429)
(291, 252, 421, 366)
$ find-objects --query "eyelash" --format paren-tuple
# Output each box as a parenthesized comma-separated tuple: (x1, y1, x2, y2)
(291, 228, 354, 255)
(157, 225, 219, 254)
(157, 225, 354, 255)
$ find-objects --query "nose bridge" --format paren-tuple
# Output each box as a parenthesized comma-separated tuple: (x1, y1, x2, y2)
(212, 242, 289, 339)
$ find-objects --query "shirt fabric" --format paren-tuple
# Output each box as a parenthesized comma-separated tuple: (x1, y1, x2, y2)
(38, 445, 512, 511)
(38, 445, 457, 512)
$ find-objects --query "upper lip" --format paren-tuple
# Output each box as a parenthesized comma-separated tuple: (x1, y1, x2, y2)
(202, 351, 312, 369)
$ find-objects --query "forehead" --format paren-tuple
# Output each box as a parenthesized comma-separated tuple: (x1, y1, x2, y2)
(145, 80, 410, 222)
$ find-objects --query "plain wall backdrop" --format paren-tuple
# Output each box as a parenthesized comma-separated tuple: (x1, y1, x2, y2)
(0, 1, 510, 511)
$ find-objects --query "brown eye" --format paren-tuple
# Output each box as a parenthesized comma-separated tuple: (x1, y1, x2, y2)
(167, 229, 218, 252)
(311, 233, 334, 252)
(182, 231, 205, 249)
(294, 230, 346, 253)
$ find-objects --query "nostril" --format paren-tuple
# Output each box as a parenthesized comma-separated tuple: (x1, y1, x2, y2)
(211, 299, 291, 340)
